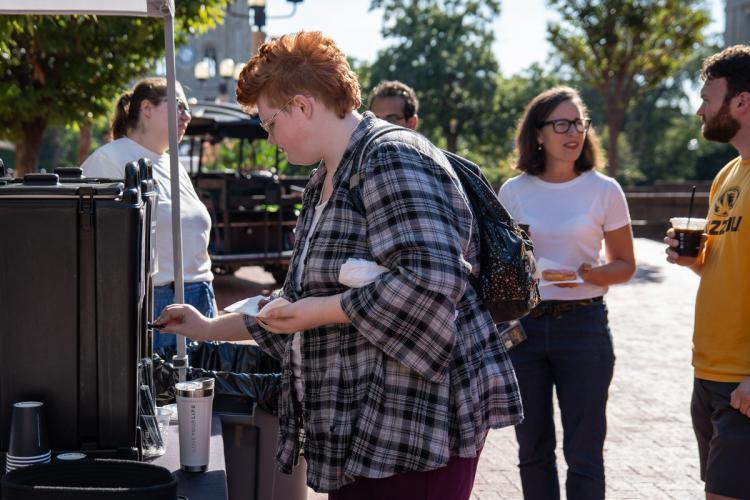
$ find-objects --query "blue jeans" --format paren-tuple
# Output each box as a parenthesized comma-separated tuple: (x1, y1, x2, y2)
(510, 300, 615, 500)
(153, 281, 216, 350)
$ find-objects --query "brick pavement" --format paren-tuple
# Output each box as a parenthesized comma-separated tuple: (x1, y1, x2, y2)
(471, 237, 703, 500)
(216, 238, 704, 499)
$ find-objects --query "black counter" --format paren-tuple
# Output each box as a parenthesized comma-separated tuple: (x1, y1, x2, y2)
(150, 413, 228, 500)
(0, 413, 227, 500)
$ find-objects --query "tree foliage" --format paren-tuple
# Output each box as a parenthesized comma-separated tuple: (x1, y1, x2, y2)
(368, 0, 501, 153)
(546, 0, 710, 178)
(621, 40, 735, 184)
(0, 1, 230, 175)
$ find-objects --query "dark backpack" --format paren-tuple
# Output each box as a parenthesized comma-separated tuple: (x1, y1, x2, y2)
(350, 126, 540, 325)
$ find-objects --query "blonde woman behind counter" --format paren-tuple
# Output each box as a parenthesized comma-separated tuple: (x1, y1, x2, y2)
(81, 77, 215, 352)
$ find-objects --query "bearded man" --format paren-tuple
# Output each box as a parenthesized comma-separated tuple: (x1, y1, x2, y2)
(665, 45, 750, 500)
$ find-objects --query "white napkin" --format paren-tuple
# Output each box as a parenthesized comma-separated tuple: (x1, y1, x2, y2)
(536, 257, 584, 287)
(338, 258, 389, 288)
(224, 295, 292, 318)
(224, 295, 264, 315)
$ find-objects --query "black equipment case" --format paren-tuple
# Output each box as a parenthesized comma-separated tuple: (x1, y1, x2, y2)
(0, 162, 156, 456)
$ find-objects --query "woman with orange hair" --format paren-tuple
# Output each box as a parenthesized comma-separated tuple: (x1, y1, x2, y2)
(157, 31, 521, 499)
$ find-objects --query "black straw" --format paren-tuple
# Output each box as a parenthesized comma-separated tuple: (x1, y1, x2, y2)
(687, 185, 696, 226)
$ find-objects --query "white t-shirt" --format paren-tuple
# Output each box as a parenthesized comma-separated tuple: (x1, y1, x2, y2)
(291, 196, 328, 402)
(498, 170, 630, 301)
(81, 137, 213, 286)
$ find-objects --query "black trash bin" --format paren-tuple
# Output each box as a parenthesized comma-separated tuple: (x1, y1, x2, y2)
(154, 343, 307, 500)
(1, 459, 177, 500)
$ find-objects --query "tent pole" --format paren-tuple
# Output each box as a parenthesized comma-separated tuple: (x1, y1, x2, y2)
(163, 12, 188, 382)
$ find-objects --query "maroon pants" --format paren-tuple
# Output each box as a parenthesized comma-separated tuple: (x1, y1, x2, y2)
(328, 452, 482, 500)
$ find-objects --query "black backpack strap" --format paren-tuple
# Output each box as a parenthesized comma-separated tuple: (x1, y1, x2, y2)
(348, 125, 403, 215)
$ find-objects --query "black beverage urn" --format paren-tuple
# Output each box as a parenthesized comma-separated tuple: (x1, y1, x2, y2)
(0, 161, 157, 458)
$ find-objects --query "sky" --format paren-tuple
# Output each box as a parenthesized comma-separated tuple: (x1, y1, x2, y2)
(263, 0, 726, 77)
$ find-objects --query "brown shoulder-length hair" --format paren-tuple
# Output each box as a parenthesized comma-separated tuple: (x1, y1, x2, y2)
(514, 86, 603, 176)
(236, 31, 361, 118)
(110, 77, 167, 140)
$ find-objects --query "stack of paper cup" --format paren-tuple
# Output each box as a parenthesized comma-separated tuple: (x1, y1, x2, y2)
(5, 401, 51, 473)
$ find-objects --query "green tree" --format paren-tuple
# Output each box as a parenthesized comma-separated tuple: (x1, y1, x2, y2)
(485, 64, 564, 187)
(614, 37, 734, 184)
(0, 1, 229, 176)
(546, 0, 710, 178)
(368, 0, 501, 153)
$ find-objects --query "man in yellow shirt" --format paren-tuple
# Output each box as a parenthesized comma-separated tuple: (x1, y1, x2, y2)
(666, 45, 750, 500)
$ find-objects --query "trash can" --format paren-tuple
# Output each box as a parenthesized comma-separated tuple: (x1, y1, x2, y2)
(2, 459, 177, 500)
(153, 343, 307, 500)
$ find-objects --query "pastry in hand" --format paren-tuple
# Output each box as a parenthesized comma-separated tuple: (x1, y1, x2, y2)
(542, 269, 577, 281)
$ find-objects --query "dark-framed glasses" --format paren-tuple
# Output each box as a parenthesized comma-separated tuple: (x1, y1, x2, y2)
(162, 98, 191, 116)
(260, 97, 294, 134)
(541, 118, 591, 134)
(176, 100, 191, 116)
(379, 113, 405, 124)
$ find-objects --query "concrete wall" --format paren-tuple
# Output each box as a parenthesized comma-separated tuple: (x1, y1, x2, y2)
(624, 185, 711, 239)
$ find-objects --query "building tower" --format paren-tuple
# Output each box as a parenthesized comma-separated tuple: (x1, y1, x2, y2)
(725, 0, 750, 46)
(175, 0, 254, 103)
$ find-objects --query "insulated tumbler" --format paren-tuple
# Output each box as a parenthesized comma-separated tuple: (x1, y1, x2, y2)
(175, 378, 214, 472)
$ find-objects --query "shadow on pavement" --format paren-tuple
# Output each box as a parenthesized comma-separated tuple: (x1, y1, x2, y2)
(629, 262, 664, 284)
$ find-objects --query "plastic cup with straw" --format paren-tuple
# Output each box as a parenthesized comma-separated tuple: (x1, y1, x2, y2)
(687, 185, 696, 227)
(670, 185, 706, 257)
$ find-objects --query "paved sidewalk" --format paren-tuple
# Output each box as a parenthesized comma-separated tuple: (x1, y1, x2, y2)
(216, 238, 704, 499)
(471, 237, 703, 500)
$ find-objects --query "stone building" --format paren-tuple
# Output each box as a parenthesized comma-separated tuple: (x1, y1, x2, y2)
(175, 0, 257, 102)
(725, 0, 750, 46)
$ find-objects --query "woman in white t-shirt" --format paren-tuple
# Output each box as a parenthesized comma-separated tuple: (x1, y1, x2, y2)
(498, 86, 635, 500)
(81, 77, 215, 353)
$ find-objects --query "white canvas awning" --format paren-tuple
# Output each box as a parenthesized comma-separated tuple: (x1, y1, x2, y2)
(1, 0, 188, 379)
(0, 0, 173, 16)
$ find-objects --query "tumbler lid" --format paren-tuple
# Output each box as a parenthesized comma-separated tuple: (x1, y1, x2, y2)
(14, 401, 43, 408)
(175, 377, 214, 398)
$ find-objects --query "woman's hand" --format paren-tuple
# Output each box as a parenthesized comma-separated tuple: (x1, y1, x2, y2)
(256, 295, 350, 334)
(577, 262, 594, 283)
(552, 262, 592, 288)
(578, 225, 636, 286)
(155, 304, 214, 341)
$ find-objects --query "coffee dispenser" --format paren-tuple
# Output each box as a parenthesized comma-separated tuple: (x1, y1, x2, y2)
(0, 162, 156, 457)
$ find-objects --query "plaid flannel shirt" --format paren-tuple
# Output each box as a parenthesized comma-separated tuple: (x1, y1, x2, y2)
(242, 112, 522, 492)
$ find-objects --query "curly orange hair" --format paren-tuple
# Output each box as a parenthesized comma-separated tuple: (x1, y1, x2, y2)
(236, 31, 361, 118)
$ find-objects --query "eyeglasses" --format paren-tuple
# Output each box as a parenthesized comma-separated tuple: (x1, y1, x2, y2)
(161, 98, 191, 117)
(540, 118, 591, 134)
(260, 97, 294, 134)
(379, 113, 406, 124)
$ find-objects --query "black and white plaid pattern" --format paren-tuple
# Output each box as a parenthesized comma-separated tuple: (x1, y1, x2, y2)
(243, 113, 522, 492)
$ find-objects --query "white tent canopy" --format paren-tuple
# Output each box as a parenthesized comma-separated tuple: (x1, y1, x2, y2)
(0, 0, 173, 16)
(0, 0, 189, 380)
